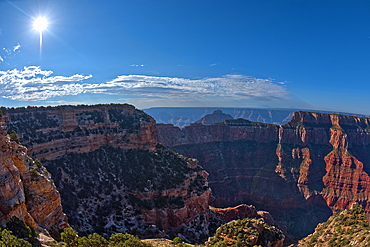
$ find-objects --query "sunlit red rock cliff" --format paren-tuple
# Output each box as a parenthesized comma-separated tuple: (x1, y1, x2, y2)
(0, 115, 68, 237)
(157, 111, 370, 241)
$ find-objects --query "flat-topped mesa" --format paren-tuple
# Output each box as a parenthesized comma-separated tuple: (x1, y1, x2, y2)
(281, 111, 370, 146)
(290, 111, 370, 127)
(157, 119, 279, 147)
(2, 104, 157, 160)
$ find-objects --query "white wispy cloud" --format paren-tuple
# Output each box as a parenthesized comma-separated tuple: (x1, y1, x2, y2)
(93, 74, 289, 100)
(13, 44, 21, 52)
(45, 100, 87, 105)
(1, 43, 22, 63)
(0, 66, 92, 101)
(0, 66, 289, 102)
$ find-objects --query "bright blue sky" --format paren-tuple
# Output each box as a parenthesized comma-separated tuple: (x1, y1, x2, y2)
(0, 0, 370, 115)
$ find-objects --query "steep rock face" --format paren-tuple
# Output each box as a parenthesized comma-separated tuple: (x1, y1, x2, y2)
(0, 117, 68, 235)
(195, 110, 234, 125)
(4, 104, 210, 242)
(157, 111, 370, 241)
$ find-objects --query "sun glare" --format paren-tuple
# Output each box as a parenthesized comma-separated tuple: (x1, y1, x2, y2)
(33, 17, 48, 32)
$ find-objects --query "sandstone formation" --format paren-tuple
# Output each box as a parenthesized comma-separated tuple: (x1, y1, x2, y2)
(195, 110, 234, 125)
(157, 111, 370, 241)
(3, 104, 211, 242)
(3, 104, 157, 161)
(211, 204, 258, 223)
(0, 115, 68, 237)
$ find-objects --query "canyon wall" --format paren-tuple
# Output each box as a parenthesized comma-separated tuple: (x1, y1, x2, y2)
(0, 116, 68, 237)
(157, 111, 370, 241)
(3, 104, 211, 242)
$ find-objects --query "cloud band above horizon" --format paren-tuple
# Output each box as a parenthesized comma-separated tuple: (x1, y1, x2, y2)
(0, 66, 289, 102)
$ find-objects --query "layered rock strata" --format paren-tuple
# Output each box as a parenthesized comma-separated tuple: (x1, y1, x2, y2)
(157, 112, 370, 241)
(3, 104, 211, 242)
(0, 116, 68, 236)
(3, 104, 157, 161)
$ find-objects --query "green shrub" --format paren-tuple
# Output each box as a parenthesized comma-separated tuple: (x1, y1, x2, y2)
(5, 216, 38, 247)
(9, 130, 19, 143)
(30, 168, 40, 177)
(109, 233, 150, 247)
(61, 228, 78, 247)
(173, 237, 182, 244)
(78, 233, 108, 247)
(0, 228, 31, 247)
(34, 159, 43, 168)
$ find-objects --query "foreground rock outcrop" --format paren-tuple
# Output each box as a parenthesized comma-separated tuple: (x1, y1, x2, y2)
(0, 115, 68, 237)
(3, 104, 211, 242)
(157, 111, 370, 242)
(206, 217, 285, 247)
(293, 203, 370, 247)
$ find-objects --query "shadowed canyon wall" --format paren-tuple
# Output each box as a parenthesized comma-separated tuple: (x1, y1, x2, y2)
(157, 111, 370, 240)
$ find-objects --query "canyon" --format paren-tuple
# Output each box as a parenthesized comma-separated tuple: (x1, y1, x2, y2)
(2, 104, 211, 243)
(3, 104, 370, 245)
(157, 111, 370, 241)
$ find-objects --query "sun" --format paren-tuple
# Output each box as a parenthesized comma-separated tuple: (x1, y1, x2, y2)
(33, 17, 48, 32)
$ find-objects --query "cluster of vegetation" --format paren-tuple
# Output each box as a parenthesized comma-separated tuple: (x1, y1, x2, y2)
(48, 144, 199, 194)
(9, 130, 20, 143)
(283, 120, 333, 130)
(108, 109, 150, 133)
(6, 111, 59, 137)
(61, 228, 150, 247)
(206, 217, 283, 247)
(222, 118, 272, 127)
(43, 144, 207, 237)
(1, 103, 135, 112)
(28, 158, 49, 179)
(77, 110, 105, 124)
(4, 104, 153, 147)
(297, 203, 370, 247)
(0, 216, 40, 247)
